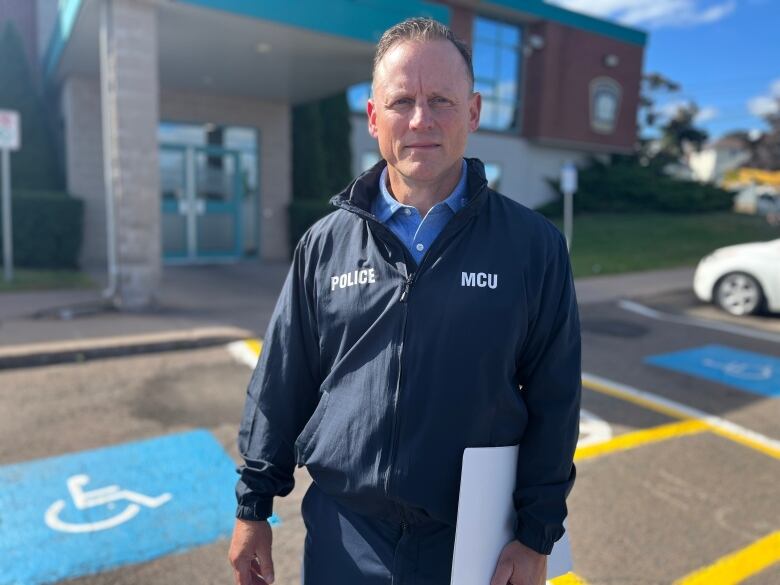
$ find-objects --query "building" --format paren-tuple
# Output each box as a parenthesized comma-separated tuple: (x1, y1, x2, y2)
(688, 134, 753, 184)
(2, 0, 646, 307)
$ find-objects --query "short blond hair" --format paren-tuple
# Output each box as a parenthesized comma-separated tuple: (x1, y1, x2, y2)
(373, 17, 474, 91)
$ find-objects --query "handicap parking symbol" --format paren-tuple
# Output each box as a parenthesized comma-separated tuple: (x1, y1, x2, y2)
(645, 344, 780, 397)
(45, 473, 172, 533)
(0, 430, 245, 585)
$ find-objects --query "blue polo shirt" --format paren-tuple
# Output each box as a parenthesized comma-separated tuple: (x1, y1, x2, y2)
(372, 159, 468, 265)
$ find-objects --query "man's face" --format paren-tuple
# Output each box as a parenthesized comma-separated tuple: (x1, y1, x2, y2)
(367, 40, 481, 185)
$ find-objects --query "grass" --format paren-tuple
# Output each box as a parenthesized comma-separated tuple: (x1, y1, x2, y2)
(548, 212, 779, 278)
(0, 212, 776, 289)
(0, 269, 94, 292)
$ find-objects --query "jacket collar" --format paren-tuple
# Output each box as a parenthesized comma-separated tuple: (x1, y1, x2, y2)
(330, 157, 489, 220)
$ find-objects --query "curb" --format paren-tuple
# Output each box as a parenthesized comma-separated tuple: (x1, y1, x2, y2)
(0, 326, 255, 371)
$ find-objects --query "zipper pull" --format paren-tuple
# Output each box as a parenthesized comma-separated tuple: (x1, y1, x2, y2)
(399, 273, 415, 303)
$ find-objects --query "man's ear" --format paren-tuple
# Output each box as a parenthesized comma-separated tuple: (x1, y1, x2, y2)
(367, 98, 378, 138)
(468, 92, 482, 133)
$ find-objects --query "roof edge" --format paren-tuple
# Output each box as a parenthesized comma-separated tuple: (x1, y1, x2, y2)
(484, 0, 647, 46)
(175, 0, 451, 43)
(42, 0, 84, 86)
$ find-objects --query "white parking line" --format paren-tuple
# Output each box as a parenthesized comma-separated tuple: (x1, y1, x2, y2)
(227, 340, 261, 369)
(583, 371, 780, 459)
(618, 299, 780, 344)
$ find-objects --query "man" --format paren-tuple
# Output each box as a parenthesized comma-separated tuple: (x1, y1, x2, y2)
(228, 17, 581, 585)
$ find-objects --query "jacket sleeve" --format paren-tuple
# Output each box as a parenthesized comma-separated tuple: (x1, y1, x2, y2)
(235, 236, 321, 521)
(512, 230, 582, 555)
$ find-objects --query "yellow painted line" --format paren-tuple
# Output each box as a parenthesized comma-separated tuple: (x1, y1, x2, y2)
(583, 375, 689, 422)
(583, 372, 780, 461)
(708, 427, 780, 461)
(673, 531, 780, 584)
(246, 338, 263, 358)
(575, 420, 709, 462)
(549, 572, 589, 584)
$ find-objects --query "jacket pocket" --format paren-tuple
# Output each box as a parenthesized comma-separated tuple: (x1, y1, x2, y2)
(294, 391, 331, 465)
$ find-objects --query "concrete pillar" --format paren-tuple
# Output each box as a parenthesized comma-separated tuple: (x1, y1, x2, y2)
(62, 76, 107, 271)
(102, 0, 160, 309)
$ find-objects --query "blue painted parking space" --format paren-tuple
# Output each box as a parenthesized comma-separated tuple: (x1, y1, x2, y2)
(0, 430, 246, 585)
(645, 344, 780, 397)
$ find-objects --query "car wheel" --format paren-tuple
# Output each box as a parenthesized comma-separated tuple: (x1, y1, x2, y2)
(714, 272, 764, 316)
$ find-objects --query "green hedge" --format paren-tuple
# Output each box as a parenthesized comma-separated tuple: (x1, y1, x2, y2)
(537, 158, 734, 216)
(288, 198, 335, 253)
(0, 190, 83, 269)
(0, 22, 64, 191)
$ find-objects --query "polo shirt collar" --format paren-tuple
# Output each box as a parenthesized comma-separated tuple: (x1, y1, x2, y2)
(374, 159, 468, 222)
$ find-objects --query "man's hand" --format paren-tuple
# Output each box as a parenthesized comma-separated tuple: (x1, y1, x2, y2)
(490, 539, 547, 585)
(228, 518, 275, 585)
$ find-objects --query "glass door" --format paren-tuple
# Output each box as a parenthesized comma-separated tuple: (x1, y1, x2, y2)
(160, 144, 243, 262)
(160, 145, 188, 259)
(194, 146, 242, 258)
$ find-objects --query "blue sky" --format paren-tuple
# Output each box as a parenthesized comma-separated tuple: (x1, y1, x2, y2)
(548, 0, 780, 140)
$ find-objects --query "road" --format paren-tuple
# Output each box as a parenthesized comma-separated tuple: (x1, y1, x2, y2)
(0, 295, 778, 585)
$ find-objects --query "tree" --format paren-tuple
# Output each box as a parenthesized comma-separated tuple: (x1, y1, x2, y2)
(289, 91, 353, 254)
(636, 72, 681, 165)
(658, 103, 709, 160)
(319, 92, 352, 194)
(639, 72, 681, 129)
(635, 73, 709, 170)
(0, 21, 63, 191)
(292, 91, 352, 200)
(292, 101, 328, 200)
(749, 101, 780, 170)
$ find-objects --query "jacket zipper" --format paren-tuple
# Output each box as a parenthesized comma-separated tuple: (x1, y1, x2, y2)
(399, 273, 415, 303)
(333, 180, 489, 501)
(384, 277, 411, 498)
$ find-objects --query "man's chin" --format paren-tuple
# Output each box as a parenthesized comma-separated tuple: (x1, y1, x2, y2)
(392, 157, 448, 177)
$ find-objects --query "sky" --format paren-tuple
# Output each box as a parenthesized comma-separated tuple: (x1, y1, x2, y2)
(547, 0, 780, 140)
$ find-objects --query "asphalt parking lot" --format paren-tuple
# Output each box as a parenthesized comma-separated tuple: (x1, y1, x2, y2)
(0, 292, 777, 585)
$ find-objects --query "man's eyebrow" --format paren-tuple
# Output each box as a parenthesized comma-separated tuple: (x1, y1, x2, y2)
(382, 91, 411, 103)
(383, 89, 458, 102)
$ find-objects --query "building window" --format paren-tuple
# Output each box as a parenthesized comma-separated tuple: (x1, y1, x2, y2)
(158, 122, 260, 255)
(473, 16, 521, 132)
(589, 77, 622, 134)
(484, 163, 502, 191)
(361, 151, 381, 171)
(348, 83, 371, 114)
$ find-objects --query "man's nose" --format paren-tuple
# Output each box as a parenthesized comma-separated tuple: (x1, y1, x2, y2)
(409, 101, 434, 130)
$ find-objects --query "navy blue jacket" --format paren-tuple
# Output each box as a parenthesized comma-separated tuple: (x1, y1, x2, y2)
(235, 158, 581, 555)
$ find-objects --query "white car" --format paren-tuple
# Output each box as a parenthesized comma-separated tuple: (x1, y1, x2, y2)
(693, 238, 780, 316)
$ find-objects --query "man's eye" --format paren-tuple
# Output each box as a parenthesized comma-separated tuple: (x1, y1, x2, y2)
(431, 97, 452, 106)
(392, 98, 413, 106)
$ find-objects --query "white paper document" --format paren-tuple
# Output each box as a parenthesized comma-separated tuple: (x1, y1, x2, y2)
(450, 445, 573, 585)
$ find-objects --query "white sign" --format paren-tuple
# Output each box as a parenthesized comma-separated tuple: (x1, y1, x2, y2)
(560, 162, 578, 194)
(0, 110, 20, 151)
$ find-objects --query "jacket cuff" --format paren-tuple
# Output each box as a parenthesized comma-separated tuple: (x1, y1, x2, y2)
(235, 497, 274, 521)
(513, 514, 561, 556)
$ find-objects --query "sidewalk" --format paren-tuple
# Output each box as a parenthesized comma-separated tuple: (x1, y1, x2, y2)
(574, 266, 695, 305)
(0, 262, 290, 367)
(0, 262, 695, 368)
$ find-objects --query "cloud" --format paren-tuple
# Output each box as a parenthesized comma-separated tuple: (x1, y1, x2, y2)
(547, 0, 737, 28)
(657, 100, 718, 123)
(746, 78, 780, 118)
(658, 100, 689, 119)
(695, 106, 719, 123)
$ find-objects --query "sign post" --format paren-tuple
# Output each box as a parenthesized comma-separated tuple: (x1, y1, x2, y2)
(0, 110, 20, 283)
(560, 161, 578, 253)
